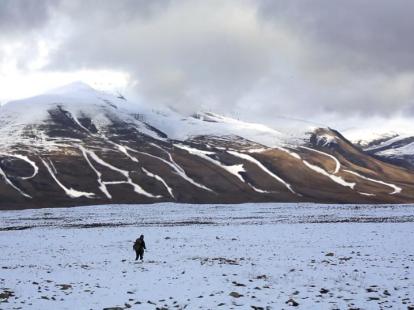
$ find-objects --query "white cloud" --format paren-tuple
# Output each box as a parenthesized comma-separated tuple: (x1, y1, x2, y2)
(1, 0, 414, 129)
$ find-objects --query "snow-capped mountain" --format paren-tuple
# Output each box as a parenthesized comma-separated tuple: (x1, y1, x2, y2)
(1, 82, 414, 209)
(344, 127, 414, 169)
(363, 134, 414, 168)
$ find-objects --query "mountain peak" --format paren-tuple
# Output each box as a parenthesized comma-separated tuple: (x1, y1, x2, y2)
(1, 79, 414, 207)
(46, 81, 95, 95)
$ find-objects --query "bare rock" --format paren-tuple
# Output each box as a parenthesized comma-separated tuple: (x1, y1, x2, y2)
(286, 298, 299, 306)
(320, 288, 330, 294)
(229, 292, 243, 298)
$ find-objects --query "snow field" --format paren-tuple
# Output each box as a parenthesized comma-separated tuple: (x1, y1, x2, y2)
(0, 203, 413, 309)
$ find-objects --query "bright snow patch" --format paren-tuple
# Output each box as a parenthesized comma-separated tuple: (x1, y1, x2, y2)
(141, 167, 175, 199)
(42, 159, 95, 199)
(227, 151, 300, 196)
(343, 169, 402, 195)
(303, 161, 355, 189)
(315, 133, 337, 146)
(300, 146, 341, 174)
(0, 166, 32, 199)
(78, 146, 160, 199)
(174, 144, 245, 183)
(148, 144, 214, 192)
(0, 153, 39, 180)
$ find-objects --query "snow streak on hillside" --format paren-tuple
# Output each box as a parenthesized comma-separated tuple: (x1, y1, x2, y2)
(0, 82, 413, 207)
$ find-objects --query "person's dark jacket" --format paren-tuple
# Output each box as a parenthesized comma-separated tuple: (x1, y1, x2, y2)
(133, 239, 146, 252)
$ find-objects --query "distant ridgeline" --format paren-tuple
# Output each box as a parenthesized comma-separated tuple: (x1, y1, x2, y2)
(0, 82, 414, 209)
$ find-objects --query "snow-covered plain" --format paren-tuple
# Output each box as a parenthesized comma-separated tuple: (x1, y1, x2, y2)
(1, 203, 414, 309)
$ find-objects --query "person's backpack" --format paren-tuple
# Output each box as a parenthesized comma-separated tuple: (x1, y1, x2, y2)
(133, 239, 142, 250)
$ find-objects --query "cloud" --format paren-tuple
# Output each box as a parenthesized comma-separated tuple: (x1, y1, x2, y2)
(2, 0, 414, 126)
(0, 0, 59, 35)
(258, 0, 414, 73)
(0, 0, 62, 72)
(253, 0, 414, 120)
(47, 1, 293, 112)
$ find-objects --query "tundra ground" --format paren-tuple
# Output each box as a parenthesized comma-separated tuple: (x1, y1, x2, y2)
(1, 203, 413, 309)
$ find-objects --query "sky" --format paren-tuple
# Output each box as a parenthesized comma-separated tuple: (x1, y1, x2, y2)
(1, 0, 414, 132)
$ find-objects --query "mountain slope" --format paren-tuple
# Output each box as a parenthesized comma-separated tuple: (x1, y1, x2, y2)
(345, 127, 414, 169)
(1, 82, 414, 209)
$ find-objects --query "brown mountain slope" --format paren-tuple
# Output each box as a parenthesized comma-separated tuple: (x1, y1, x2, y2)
(1, 85, 414, 209)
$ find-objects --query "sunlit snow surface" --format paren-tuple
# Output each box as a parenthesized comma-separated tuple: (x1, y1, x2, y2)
(0, 82, 313, 153)
(1, 203, 413, 309)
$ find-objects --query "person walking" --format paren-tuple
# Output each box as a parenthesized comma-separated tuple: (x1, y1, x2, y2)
(133, 235, 146, 261)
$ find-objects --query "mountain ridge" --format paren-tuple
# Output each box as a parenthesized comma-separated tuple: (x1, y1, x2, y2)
(1, 83, 414, 209)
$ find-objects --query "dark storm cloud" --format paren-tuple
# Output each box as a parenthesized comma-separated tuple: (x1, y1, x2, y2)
(2, 0, 414, 123)
(46, 0, 278, 113)
(254, 0, 414, 119)
(258, 0, 414, 73)
(0, 0, 59, 34)
(56, 0, 171, 25)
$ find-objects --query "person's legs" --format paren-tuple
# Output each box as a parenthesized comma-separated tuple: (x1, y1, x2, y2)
(135, 250, 139, 260)
(139, 250, 144, 260)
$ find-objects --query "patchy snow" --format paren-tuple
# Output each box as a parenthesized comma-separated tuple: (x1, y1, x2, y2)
(0, 166, 32, 199)
(174, 144, 246, 183)
(358, 192, 376, 197)
(248, 185, 272, 194)
(0, 203, 413, 309)
(375, 140, 414, 157)
(246, 148, 268, 153)
(78, 146, 160, 199)
(300, 146, 341, 174)
(41, 159, 95, 199)
(72, 114, 92, 134)
(302, 161, 355, 189)
(0, 153, 39, 180)
(343, 127, 404, 148)
(109, 141, 140, 163)
(80, 146, 112, 199)
(342, 119, 414, 156)
(315, 133, 337, 146)
(174, 144, 272, 194)
(295, 145, 356, 190)
(148, 144, 214, 192)
(275, 146, 302, 160)
(364, 134, 408, 152)
(227, 151, 300, 196)
(247, 146, 303, 161)
(343, 169, 402, 195)
(141, 167, 175, 199)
